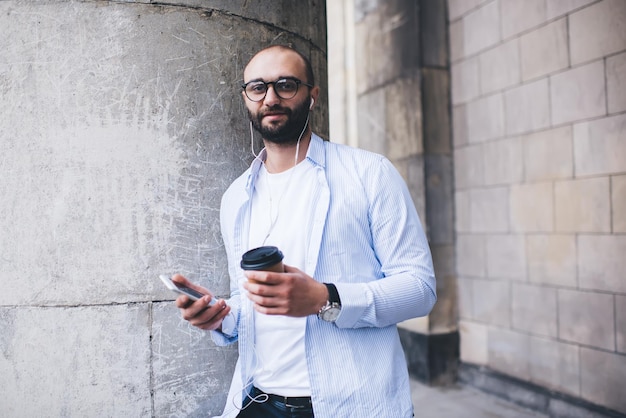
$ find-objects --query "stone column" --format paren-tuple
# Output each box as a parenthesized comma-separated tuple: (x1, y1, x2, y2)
(333, 0, 456, 385)
(0, 1, 326, 416)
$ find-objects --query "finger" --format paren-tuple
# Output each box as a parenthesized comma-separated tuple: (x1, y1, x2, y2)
(194, 304, 232, 330)
(183, 294, 219, 317)
(243, 270, 271, 284)
(171, 273, 191, 287)
(253, 303, 287, 316)
(247, 290, 285, 309)
(171, 274, 212, 295)
(282, 264, 299, 273)
(175, 294, 194, 309)
(244, 280, 281, 298)
(188, 301, 229, 329)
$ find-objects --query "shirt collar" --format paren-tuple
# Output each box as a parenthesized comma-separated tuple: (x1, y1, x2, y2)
(245, 133, 326, 194)
(306, 133, 326, 169)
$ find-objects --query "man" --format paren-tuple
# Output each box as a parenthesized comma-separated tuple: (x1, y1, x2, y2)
(173, 45, 437, 418)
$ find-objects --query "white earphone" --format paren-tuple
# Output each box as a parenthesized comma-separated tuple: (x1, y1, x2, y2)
(309, 98, 314, 110)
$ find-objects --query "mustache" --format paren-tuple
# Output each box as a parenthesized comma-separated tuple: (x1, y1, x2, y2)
(259, 105, 291, 117)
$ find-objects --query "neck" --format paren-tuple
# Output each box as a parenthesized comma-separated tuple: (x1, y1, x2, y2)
(263, 131, 312, 173)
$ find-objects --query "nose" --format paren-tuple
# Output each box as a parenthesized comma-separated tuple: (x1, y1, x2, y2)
(263, 83, 281, 107)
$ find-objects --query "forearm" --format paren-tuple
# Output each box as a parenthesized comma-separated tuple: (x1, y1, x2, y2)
(333, 271, 436, 329)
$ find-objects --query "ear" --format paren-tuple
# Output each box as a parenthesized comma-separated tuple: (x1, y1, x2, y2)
(309, 86, 320, 110)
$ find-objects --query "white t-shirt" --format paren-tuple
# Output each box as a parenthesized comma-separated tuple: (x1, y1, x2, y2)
(247, 160, 316, 396)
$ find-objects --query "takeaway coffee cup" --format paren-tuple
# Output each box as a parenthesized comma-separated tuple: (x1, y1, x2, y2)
(240, 246, 285, 275)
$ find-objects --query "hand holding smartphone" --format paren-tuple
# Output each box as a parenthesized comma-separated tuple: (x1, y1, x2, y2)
(159, 274, 235, 334)
(159, 274, 218, 306)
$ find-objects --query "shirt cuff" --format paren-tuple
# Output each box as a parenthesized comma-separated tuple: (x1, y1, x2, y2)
(332, 282, 370, 328)
(221, 311, 236, 335)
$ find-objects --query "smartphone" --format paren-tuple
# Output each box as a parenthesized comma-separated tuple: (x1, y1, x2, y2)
(159, 274, 218, 306)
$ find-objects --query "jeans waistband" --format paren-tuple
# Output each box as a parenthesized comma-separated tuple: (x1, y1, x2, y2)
(252, 386, 312, 408)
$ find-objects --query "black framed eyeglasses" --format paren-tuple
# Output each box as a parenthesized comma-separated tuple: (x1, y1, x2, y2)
(241, 77, 313, 102)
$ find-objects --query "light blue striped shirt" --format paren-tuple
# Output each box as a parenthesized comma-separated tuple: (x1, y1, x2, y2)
(213, 133, 437, 418)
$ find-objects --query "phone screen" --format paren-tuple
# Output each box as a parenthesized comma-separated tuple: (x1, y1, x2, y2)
(173, 283, 205, 300)
(159, 274, 218, 305)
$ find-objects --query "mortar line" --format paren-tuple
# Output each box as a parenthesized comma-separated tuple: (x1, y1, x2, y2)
(149, 301, 155, 417)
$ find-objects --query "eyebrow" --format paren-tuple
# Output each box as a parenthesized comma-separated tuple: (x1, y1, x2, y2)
(244, 75, 300, 83)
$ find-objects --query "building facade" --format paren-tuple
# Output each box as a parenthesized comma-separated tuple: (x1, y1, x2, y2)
(329, 0, 626, 416)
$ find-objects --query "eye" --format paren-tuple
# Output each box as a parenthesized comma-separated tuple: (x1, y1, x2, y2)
(247, 82, 266, 93)
(276, 79, 297, 92)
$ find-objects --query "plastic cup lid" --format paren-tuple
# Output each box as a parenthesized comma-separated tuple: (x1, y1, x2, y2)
(240, 246, 284, 270)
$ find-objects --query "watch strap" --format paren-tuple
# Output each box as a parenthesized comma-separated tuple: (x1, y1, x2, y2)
(324, 283, 341, 306)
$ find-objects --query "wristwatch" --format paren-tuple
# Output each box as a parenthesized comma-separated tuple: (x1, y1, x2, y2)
(318, 283, 342, 322)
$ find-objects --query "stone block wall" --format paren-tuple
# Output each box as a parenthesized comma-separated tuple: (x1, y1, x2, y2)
(450, 0, 626, 414)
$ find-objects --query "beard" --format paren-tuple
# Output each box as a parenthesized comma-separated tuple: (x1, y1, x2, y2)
(249, 97, 310, 145)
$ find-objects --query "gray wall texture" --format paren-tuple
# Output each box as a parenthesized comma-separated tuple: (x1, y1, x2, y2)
(0, 1, 326, 416)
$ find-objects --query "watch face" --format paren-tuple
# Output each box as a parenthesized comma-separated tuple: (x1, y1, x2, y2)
(322, 306, 341, 322)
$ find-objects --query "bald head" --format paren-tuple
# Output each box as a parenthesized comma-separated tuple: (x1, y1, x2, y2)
(244, 45, 315, 86)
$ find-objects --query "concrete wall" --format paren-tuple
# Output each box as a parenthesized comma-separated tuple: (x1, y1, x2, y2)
(0, 1, 326, 416)
(449, 0, 626, 414)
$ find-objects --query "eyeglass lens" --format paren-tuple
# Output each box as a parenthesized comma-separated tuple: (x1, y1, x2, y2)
(244, 79, 299, 101)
